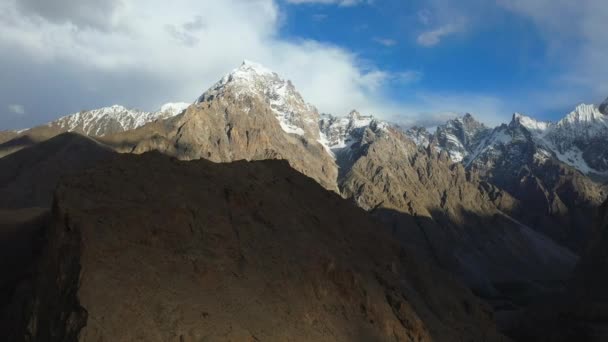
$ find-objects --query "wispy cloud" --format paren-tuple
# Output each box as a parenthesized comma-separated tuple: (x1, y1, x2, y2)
(7, 104, 25, 115)
(417, 23, 463, 47)
(373, 37, 397, 47)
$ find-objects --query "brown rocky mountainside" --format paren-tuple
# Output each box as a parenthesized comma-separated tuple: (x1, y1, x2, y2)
(100, 90, 338, 191)
(5, 152, 509, 341)
(336, 124, 578, 306)
(466, 122, 607, 253)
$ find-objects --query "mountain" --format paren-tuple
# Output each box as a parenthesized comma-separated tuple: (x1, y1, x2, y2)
(48, 102, 191, 137)
(100, 61, 338, 190)
(3, 61, 582, 304)
(324, 115, 577, 305)
(0, 103, 190, 158)
(434, 103, 608, 179)
(2, 151, 508, 341)
(458, 113, 607, 252)
(0, 61, 602, 321)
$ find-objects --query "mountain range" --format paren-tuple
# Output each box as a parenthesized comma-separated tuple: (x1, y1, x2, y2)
(1, 60, 607, 341)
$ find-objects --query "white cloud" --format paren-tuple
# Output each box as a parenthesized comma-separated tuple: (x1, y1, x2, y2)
(0, 0, 406, 127)
(417, 23, 462, 47)
(7, 104, 25, 115)
(373, 37, 397, 47)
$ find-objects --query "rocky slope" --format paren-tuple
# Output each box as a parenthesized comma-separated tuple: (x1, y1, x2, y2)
(326, 118, 578, 306)
(504, 196, 608, 341)
(461, 114, 607, 252)
(5, 152, 508, 341)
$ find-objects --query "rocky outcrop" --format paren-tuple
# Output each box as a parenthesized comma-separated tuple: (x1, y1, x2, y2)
(14, 152, 508, 341)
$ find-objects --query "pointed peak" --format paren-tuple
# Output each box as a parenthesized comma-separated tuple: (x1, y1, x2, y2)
(560, 103, 606, 125)
(511, 112, 549, 132)
(236, 60, 275, 76)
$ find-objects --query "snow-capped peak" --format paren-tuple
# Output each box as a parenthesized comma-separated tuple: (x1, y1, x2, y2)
(511, 112, 550, 133)
(319, 110, 387, 153)
(239, 59, 275, 76)
(558, 104, 607, 127)
(197, 61, 320, 139)
(48, 102, 188, 137)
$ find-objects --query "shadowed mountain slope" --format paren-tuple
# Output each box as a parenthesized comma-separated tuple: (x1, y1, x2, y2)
(11, 152, 508, 341)
(0, 133, 114, 208)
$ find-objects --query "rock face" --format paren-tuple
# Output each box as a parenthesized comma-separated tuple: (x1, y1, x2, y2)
(0, 133, 114, 208)
(433, 113, 491, 162)
(101, 62, 338, 190)
(10, 152, 508, 341)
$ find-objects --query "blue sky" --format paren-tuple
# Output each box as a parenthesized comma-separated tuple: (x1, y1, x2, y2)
(278, 0, 604, 123)
(0, 0, 606, 129)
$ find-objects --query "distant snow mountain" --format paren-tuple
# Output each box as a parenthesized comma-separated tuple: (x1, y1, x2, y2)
(48, 102, 191, 137)
(419, 101, 608, 178)
(431, 113, 491, 163)
(319, 110, 388, 152)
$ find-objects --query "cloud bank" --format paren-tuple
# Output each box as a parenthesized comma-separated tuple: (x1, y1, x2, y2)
(0, 0, 405, 129)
